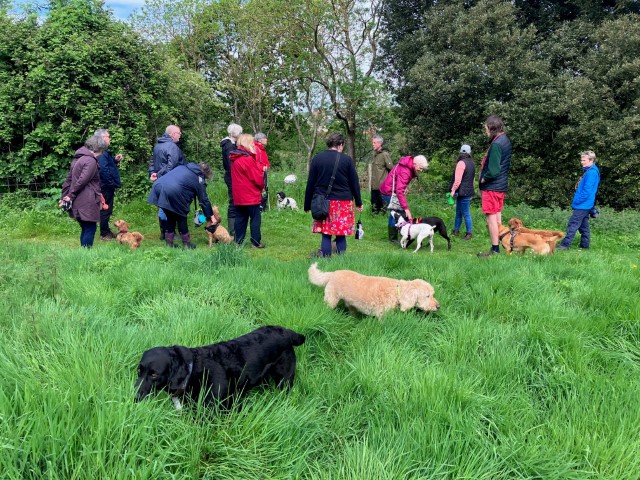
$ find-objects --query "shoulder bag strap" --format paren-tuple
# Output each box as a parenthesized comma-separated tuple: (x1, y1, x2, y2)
(391, 167, 396, 194)
(325, 152, 341, 197)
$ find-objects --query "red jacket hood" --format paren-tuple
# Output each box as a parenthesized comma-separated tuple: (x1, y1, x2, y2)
(229, 146, 255, 161)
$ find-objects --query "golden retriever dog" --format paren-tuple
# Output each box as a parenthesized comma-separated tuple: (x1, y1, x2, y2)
(498, 224, 551, 255)
(205, 206, 233, 246)
(308, 263, 440, 318)
(508, 218, 565, 253)
(113, 220, 144, 250)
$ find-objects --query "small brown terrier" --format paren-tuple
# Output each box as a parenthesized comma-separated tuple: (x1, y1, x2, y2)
(205, 206, 233, 247)
(113, 220, 144, 250)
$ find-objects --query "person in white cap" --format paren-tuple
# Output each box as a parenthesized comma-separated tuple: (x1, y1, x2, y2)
(448, 144, 475, 240)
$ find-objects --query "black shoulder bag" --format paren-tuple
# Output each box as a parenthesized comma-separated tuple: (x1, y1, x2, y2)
(311, 152, 340, 220)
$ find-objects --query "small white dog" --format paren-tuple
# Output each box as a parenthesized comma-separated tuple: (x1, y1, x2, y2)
(276, 191, 298, 210)
(391, 211, 435, 253)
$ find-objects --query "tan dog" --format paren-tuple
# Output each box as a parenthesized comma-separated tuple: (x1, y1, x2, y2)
(498, 224, 550, 255)
(508, 218, 565, 253)
(308, 263, 440, 318)
(113, 220, 144, 250)
(205, 206, 233, 246)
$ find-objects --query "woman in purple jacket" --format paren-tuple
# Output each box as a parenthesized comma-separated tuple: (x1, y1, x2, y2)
(379, 154, 429, 243)
(60, 135, 109, 248)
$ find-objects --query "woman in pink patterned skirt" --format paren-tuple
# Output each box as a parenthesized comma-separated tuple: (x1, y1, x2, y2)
(304, 133, 363, 257)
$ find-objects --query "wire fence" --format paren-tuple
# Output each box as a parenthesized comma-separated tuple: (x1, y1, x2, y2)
(0, 177, 60, 197)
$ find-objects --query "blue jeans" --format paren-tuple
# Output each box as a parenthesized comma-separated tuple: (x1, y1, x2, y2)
(454, 196, 472, 233)
(78, 220, 97, 248)
(234, 204, 262, 246)
(559, 209, 591, 249)
(382, 194, 403, 227)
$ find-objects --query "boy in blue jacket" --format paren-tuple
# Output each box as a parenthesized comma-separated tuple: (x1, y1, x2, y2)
(557, 150, 600, 250)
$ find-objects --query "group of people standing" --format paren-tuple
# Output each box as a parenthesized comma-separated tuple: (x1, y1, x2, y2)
(60, 115, 599, 253)
(60, 129, 122, 247)
(364, 114, 600, 256)
(147, 124, 271, 249)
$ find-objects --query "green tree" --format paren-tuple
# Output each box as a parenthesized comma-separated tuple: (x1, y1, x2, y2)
(382, 0, 640, 208)
(0, 0, 167, 186)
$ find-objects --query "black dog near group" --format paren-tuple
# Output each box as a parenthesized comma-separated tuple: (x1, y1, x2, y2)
(135, 325, 305, 409)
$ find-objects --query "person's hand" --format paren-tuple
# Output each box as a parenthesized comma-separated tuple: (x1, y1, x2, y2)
(405, 208, 412, 221)
(480, 177, 485, 184)
(150, 172, 158, 181)
(356, 205, 363, 212)
(450, 190, 456, 198)
(210, 216, 217, 225)
(263, 166, 267, 172)
(115, 154, 123, 162)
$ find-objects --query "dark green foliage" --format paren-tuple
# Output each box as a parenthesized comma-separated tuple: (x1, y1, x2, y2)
(382, 0, 640, 209)
(0, 0, 167, 186)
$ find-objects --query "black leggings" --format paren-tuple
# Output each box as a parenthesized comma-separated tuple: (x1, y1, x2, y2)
(164, 209, 189, 235)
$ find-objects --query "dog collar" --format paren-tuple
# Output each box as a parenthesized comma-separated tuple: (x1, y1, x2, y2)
(498, 230, 518, 253)
(178, 361, 193, 392)
(205, 223, 219, 234)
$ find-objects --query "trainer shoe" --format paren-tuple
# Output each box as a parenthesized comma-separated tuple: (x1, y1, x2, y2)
(556, 245, 568, 251)
(477, 249, 499, 258)
(462, 233, 473, 240)
(251, 243, 266, 249)
(100, 232, 115, 241)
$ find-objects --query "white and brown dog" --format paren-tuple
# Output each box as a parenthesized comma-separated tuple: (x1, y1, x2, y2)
(391, 211, 435, 253)
(276, 191, 298, 210)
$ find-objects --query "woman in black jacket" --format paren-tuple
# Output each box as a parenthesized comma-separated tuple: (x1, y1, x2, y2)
(304, 133, 363, 257)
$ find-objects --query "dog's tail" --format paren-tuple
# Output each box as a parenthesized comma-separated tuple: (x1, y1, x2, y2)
(308, 262, 332, 287)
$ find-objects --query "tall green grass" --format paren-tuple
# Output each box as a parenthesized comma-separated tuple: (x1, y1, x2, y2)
(0, 180, 639, 479)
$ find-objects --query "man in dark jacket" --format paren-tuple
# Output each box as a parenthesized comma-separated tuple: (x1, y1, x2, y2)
(95, 129, 122, 241)
(220, 123, 242, 236)
(478, 115, 512, 257)
(147, 162, 215, 249)
(149, 125, 186, 239)
(370, 135, 393, 214)
(149, 125, 185, 180)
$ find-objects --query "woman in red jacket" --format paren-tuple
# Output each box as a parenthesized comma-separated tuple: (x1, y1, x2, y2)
(230, 134, 267, 248)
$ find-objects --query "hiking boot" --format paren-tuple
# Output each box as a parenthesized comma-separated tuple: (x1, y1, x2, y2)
(181, 233, 196, 249)
(159, 231, 166, 241)
(100, 232, 115, 241)
(462, 232, 473, 241)
(452, 230, 460, 236)
(388, 226, 399, 244)
(477, 249, 499, 258)
(165, 232, 176, 248)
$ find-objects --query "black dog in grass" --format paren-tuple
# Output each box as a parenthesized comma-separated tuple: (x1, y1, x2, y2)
(135, 326, 305, 410)
(394, 212, 451, 250)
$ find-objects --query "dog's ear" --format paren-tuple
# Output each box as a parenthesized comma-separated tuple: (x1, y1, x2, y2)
(398, 281, 420, 312)
(168, 346, 194, 393)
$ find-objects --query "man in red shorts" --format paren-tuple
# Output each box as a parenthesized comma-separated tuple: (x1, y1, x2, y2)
(478, 115, 512, 257)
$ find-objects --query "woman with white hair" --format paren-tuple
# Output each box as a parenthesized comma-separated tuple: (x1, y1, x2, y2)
(221, 123, 243, 237)
(379, 154, 429, 243)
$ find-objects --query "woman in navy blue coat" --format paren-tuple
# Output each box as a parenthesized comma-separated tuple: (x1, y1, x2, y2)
(147, 162, 214, 249)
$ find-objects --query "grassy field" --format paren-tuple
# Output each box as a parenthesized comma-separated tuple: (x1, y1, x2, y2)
(1, 175, 639, 479)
